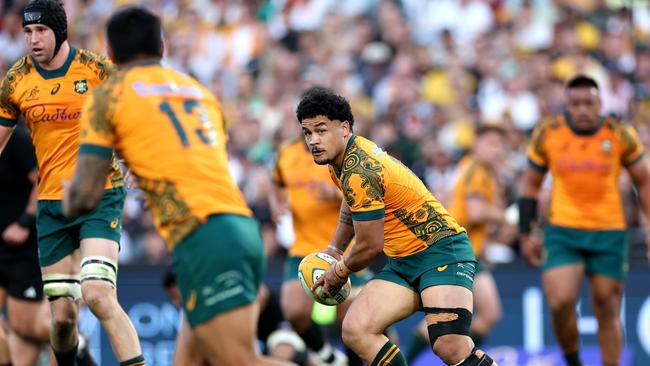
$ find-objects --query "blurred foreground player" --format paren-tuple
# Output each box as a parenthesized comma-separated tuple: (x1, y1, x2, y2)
(63, 6, 293, 366)
(0, 1, 142, 364)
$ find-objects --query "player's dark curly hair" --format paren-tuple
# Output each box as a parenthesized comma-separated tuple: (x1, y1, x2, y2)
(566, 74, 599, 90)
(296, 87, 354, 130)
(106, 6, 162, 64)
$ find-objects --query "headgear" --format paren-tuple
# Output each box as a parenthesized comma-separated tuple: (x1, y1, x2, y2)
(23, 0, 68, 58)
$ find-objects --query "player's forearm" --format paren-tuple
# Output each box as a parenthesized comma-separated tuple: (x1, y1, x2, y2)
(24, 170, 38, 216)
(520, 173, 542, 199)
(65, 182, 103, 217)
(637, 178, 650, 229)
(518, 168, 545, 234)
(520, 167, 546, 199)
(13, 170, 38, 229)
(329, 200, 355, 252)
(342, 218, 384, 272)
(341, 237, 383, 273)
(64, 155, 111, 217)
(486, 206, 506, 224)
(0, 125, 14, 156)
(330, 224, 355, 252)
(467, 199, 504, 225)
(269, 183, 289, 220)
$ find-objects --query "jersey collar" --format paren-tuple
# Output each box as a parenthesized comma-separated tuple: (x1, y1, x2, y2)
(32, 46, 76, 80)
(335, 134, 356, 178)
(563, 111, 604, 136)
(123, 59, 162, 71)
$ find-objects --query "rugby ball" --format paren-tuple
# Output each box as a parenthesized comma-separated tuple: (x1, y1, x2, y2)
(298, 252, 351, 306)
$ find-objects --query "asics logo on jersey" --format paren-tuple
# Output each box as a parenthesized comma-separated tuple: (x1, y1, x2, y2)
(51, 83, 60, 95)
(437, 265, 448, 272)
(110, 218, 119, 229)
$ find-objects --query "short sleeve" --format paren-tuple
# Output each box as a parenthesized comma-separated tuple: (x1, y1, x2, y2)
(78, 86, 116, 159)
(271, 155, 285, 186)
(463, 164, 489, 199)
(328, 166, 342, 190)
(526, 124, 549, 172)
(341, 167, 385, 221)
(100, 55, 117, 78)
(0, 71, 21, 128)
(619, 124, 645, 167)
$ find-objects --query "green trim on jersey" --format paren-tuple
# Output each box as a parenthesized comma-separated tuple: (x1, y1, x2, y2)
(79, 144, 113, 159)
(564, 112, 604, 136)
(334, 134, 357, 178)
(32, 47, 77, 80)
(527, 158, 548, 173)
(352, 208, 385, 221)
(624, 152, 645, 168)
(0, 116, 17, 127)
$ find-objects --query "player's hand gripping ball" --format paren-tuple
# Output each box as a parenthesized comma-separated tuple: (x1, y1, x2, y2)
(298, 252, 351, 305)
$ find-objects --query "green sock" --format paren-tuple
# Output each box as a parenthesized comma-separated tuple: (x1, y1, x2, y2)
(297, 322, 325, 352)
(564, 351, 582, 366)
(371, 340, 408, 366)
(405, 332, 430, 363)
(346, 345, 363, 366)
(53, 344, 78, 366)
(119, 355, 145, 366)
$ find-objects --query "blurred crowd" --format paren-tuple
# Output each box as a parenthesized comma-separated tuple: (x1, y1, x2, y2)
(1, 0, 649, 266)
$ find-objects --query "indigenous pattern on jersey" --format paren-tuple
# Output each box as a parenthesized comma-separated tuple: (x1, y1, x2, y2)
(0, 48, 123, 199)
(449, 156, 496, 254)
(527, 113, 645, 230)
(78, 61, 251, 248)
(330, 135, 465, 258)
(272, 139, 341, 257)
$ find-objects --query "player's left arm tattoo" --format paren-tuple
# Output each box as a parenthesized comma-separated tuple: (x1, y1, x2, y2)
(63, 154, 111, 217)
(339, 209, 353, 226)
(329, 200, 355, 253)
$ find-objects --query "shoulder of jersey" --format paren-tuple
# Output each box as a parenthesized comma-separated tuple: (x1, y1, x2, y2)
(75, 48, 114, 82)
(459, 155, 478, 173)
(4, 56, 34, 82)
(277, 137, 304, 155)
(602, 115, 624, 132)
(538, 115, 563, 132)
(462, 157, 487, 183)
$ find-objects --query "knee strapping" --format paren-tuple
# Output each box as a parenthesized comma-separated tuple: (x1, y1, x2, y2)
(80, 256, 118, 288)
(453, 347, 494, 366)
(42, 274, 81, 301)
(423, 307, 472, 346)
